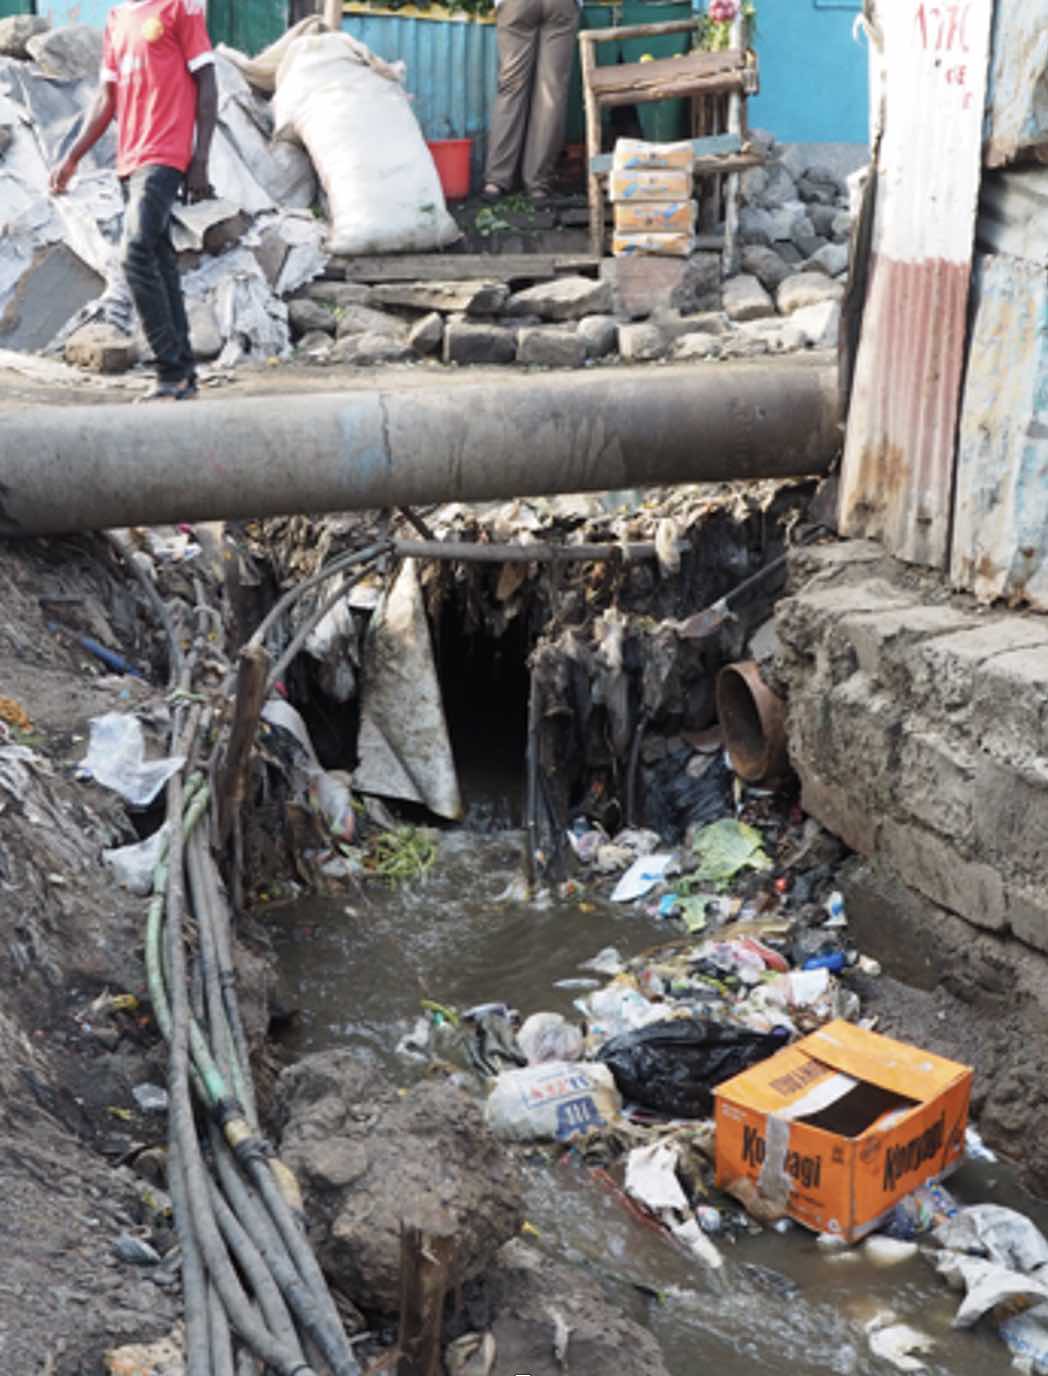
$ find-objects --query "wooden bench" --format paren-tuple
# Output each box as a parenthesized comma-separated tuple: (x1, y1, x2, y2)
(579, 15, 762, 263)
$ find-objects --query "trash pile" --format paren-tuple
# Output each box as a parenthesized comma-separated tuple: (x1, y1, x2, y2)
(390, 784, 1048, 1374)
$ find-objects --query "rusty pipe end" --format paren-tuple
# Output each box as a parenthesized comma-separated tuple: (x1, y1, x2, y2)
(715, 660, 790, 786)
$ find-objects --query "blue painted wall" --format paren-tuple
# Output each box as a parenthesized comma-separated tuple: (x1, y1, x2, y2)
(34, 0, 114, 28)
(751, 0, 869, 144)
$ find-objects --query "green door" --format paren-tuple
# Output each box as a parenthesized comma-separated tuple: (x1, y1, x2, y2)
(565, 1, 617, 146)
(207, 0, 289, 55)
(0, 1, 36, 15)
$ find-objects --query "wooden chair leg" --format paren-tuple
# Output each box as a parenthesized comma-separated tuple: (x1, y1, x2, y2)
(581, 38, 603, 257)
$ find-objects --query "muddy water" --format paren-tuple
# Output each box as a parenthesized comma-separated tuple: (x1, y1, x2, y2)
(266, 832, 1040, 1376)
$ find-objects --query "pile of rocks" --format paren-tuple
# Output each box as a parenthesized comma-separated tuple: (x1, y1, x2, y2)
(286, 251, 845, 373)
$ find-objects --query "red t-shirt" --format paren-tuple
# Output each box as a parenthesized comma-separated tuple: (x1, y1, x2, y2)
(101, 0, 214, 178)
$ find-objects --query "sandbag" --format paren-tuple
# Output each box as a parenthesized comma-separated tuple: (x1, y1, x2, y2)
(272, 33, 459, 256)
(597, 1019, 790, 1118)
(484, 1062, 621, 1142)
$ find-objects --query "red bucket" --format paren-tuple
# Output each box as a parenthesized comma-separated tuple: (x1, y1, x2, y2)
(427, 138, 473, 200)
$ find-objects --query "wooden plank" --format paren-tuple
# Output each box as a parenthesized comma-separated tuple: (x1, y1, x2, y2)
(582, 16, 701, 43)
(581, 32, 604, 258)
(335, 254, 599, 283)
(589, 132, 741, 173)
(591, 151, 764, 178)
(591, 60, 749, 108)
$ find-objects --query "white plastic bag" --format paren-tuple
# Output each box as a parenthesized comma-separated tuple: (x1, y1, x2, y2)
(79, 714, 185, 808)
(484, 1062, 621, 1142)
(272, 33, 459, 256)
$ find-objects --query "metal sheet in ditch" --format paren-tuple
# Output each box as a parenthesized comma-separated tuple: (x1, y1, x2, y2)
(838, 0, 994, 570)
(984, 0, 1048, 169)
(952, 253, 1048, 610)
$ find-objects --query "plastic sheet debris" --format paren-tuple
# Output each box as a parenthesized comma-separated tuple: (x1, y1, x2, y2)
(689, 819, 772, 890)
(578, 981, 664, 1045)
(131, 1083, 169, 1114)
(579, 947, 624, 976)
(598, 1019, 790, 1119)
(867, 1320, 935, 1372)
(484, 1062, 621, 1142)
(932, 1249, 1048, 1328)
(624, 1141, 723, 1268)
(610, 853, 675, 902)
(1000, 1300, 1048, 1374)
(517, 1012, 584, 1066)
(881, 1182, 959, 1240)
(79, 714, 186, 808)
(863, 1236, 918, 1266)
(965, 1125, 997, 1162)
(103, 822, 169, 895)
(934, 1203, 1048, 1275)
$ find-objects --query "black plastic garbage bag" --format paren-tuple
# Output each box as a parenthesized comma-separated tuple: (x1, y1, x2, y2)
(597, 1019, 791, 1118)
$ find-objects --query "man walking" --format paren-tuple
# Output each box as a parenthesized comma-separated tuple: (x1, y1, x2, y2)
(51, 0, 217, 400)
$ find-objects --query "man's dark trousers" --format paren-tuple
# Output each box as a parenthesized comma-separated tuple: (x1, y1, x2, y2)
(122, 163, 195, 385)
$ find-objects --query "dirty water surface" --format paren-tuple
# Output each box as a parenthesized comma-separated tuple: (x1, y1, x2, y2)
(266, 832, 1037, 1376)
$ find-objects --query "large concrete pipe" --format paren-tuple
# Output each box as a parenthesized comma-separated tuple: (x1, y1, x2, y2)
(0, 361, 838, 538)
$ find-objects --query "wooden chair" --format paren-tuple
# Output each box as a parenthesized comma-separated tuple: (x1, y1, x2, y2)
(579, 14, 762, 265)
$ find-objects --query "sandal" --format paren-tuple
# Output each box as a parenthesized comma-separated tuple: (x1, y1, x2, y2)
(481, 183, 506, 202)
(137, 376, 199, 403)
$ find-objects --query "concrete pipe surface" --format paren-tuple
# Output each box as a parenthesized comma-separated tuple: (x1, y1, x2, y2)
(0, 362, 839, 538)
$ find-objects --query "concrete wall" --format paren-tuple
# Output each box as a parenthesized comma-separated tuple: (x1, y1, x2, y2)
(775, 539, 1048, 952)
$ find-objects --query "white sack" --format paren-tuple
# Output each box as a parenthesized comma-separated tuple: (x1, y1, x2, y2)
(272, 33, 459, 256)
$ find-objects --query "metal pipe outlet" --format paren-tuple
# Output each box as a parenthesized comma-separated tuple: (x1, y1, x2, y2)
(0, 363, 838, 538)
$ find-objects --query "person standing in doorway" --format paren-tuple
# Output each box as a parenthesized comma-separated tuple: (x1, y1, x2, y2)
(50, 0, 217, 401)
(483, 0, 580, 202)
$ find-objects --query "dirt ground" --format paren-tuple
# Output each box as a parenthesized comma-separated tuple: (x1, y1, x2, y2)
(0, 473, 1040, 1373)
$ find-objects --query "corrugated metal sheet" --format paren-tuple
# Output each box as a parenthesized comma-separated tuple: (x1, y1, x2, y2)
(838, 0, 994, 570)
(342, 4, 496, 180)
(984, 0, 1048, 169)
(977, 165, 1048, 266)
(952, 252, 1048, 609)
(33, 0, 113, 27)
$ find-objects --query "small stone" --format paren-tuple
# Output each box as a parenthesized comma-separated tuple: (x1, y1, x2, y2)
(576, 314, 618, 359)
(617, 321, 665, 362)
(739, 164, 769, 205)
(409, 311, 444, 356)
(335, 331, 414, 366)
(808, 204, 839, 238)
(64, 324, 138, 374)
(805, 243, 850, 278)
(797, 176, 838, 206)
(443, 321, 517, 366)
(673, 332, 719, 360)
(296, 329, 333, 358)
(723, 273, 776, 323)
(303, 281, 372, 309)
(505, 275, 612, 321)
(288, 297, 337, 339)
(759, 162, 798, 209)
(738, 318, 807, 353)
(335, 304, 407, 341)
(831, 211, 853, 243)
(368, 280, 508, 317)
(652, 307, 727, 341)
(0, 14, 49, 58)
(720, 331, 771, 359)
(740, 244, 793, 293)
(805, 163, 846, 194)
(738, 205, 775, 247)
(672, 253, 722, 313)
(789, 216, 819, 254)
(187, 300, 222, 361)
(766, 203, 807, 242)
(777, 272, 845, 314)
(516, 326, 586, 369)
(789, 300, 842, 349)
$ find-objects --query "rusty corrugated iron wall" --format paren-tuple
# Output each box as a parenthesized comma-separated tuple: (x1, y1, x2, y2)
(837, 0, 994, 571)
(984, 0, 1048, 168)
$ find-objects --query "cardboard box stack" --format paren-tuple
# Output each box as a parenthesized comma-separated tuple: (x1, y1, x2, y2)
(609, 138, 696, 258)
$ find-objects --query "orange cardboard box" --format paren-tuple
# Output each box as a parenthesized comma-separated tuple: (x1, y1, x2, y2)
(713, 1020, 972, 1242)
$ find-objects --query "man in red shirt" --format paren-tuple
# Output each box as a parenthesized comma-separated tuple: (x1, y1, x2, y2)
(50, 0, 218, 400)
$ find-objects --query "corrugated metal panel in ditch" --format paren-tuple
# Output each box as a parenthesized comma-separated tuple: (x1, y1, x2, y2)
(342, 5, 496, 180)
(977, 165, 1048, 266)
(984, 0, 1048, 169)
(838, 0, 994, 570)
(952, 253, 1048, 610)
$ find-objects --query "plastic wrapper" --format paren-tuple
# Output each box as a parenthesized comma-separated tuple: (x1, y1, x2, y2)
(517, 1012, 584, 1065)
(613, 200, 697, 233)
(612, 137, 694, 171)
(612, 230, 695, 258)
(102, 822, 169, 895)
(79, 714, 185, 808)
(483, 1062, 621, 1142)
(608, 168, 693, 202)
(597, 1018, 790, 1118)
